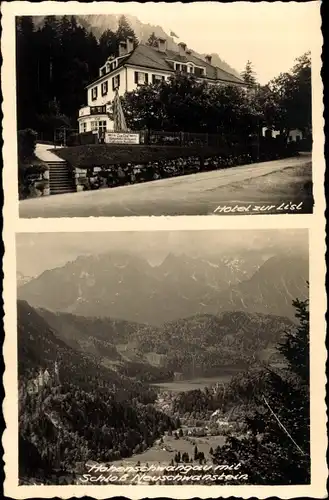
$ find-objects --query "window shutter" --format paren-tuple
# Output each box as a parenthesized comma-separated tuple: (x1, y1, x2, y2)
(134, 71, 139, 84)
(112, 77, 115, 91)
(117, 74, 120, 88)
(145, 73, 149, 84)
(152, 74, 156, 84)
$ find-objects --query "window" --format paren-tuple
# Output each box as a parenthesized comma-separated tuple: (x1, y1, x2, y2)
(91, 87, 98, 101)
(91, 105, 106, 115)
(91, 121, 98, 131)
(101, 81, 108, 96)
(98, 121, 107, 133)
(194, 67, 205, 77)
(134, 71, 148, 85)
(187, 64, 193, 73)
(175, 63, 181, 71)
(80, 122, 87, 133)
(181, 64, 187, 73)
(152, 74, 165, 84)
(112, 74, 121, 90)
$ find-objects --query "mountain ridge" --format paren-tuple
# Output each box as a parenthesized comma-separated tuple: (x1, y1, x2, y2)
(18, 251, 308, 324)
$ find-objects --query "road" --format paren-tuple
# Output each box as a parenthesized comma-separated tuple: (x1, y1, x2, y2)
(19, 155, 312, 218)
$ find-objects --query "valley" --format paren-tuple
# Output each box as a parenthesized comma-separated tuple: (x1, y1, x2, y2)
(16, 232, 309, 485)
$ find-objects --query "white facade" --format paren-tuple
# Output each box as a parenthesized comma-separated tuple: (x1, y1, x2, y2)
(78, 64, 172, 134)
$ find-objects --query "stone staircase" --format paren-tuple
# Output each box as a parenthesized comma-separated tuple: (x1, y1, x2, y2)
(48, 161, 76, 195)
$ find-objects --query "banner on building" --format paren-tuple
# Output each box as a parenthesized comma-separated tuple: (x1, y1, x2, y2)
(105, 132, 140, 144)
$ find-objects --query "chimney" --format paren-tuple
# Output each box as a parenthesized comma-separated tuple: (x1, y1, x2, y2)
(118, 41, 127, 57)
(126, 36, 134, 54)
(157, 37, 167, 53)
(205, 54, 212, 65)
(178, 42, 187, 56)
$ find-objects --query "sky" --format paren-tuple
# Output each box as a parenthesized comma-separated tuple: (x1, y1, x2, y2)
(99, 1, 315, 84)
(16, 229, 308, 278)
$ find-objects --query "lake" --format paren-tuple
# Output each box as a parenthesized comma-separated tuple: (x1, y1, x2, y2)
(152, 367, 244, 392)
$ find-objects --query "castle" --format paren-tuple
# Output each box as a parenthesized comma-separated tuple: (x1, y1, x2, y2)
(26, 361, 61, 395)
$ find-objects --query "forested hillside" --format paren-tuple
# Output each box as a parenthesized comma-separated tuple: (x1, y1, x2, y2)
(18, 300, 178, 481)
(36, 306, 293, 379)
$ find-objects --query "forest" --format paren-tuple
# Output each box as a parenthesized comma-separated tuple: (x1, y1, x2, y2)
(16, 15, 137, 136)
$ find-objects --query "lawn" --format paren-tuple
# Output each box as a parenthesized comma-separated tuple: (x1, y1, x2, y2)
(109, 434, 226, 468)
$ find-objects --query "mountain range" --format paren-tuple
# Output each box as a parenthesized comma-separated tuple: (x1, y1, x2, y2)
(18, 251, 308, 325)
(33, 14, 240, 78)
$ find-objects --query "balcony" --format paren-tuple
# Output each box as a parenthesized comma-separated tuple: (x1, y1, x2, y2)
(78, 105, 107, 118)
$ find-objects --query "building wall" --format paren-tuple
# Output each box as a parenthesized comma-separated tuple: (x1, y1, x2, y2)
(78, 115, 113, 134)
(126, 66, 171, 93)
(87, 68, 127, 107)
(289, 129, 303, 142)
(86, 66, 172, 108)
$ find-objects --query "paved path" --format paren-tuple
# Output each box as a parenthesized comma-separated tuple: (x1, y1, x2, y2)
(20, 155, 312, 218)
(35, 143, 65, 162)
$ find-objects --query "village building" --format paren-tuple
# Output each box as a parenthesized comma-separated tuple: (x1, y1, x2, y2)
(78, 37, 246, 134)
(262, 127, 304, 142)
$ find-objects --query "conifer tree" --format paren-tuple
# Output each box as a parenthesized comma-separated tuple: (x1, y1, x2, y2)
(241, 60, 257, 85)
(213, 294, 310, 485)
(146, 32, 158, 47)
(116, 15, 139, 47)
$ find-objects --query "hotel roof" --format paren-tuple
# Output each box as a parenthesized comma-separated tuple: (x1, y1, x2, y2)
(87, 43, 245, 88)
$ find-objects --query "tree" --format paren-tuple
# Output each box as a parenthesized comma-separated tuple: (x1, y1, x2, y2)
(16, 15, 102, 139)
(16, 16, 39, 130)
(99, 29, 118, 62)
(116, 15, 138, 47)
(213, 294, 310, 485)
(146, 32, 158, 47)
(263, 52, 312, 138)
(122, 72, 261, 140)
(241, 60, 257, 86)
(18, 129, 38, 161)
(194, 445, 198, 460)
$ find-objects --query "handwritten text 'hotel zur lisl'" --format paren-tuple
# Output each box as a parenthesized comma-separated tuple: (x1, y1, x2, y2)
(213, 201, 304, 214)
